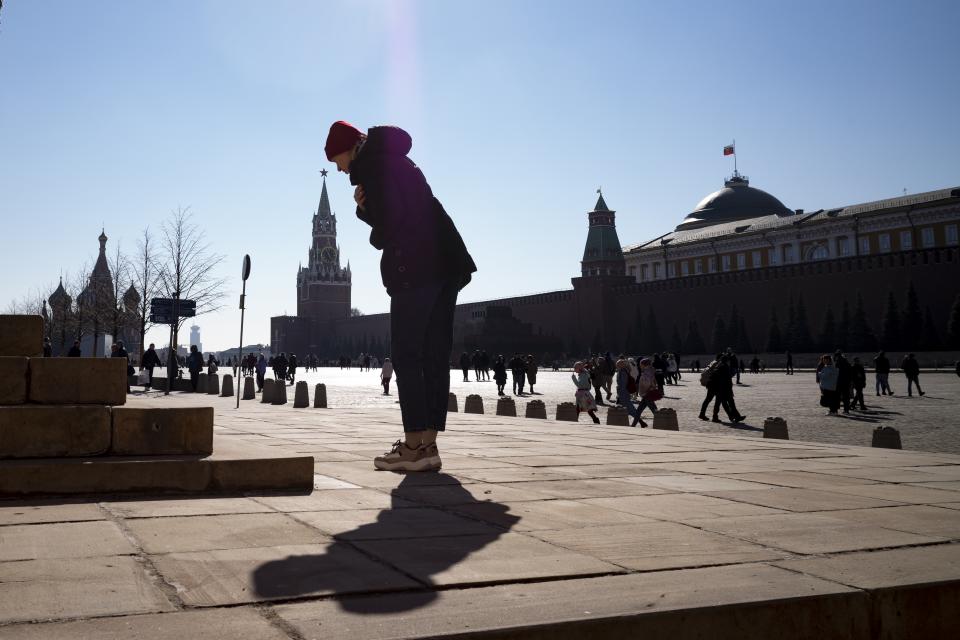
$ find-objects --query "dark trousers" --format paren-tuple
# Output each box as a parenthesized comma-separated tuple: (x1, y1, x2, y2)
(382, 378, 391, 394)
(907, 375, 923, 395)
(852, 386, 866, 409)
(391, 280, 458, 433)
(839, 385, 851, 412)
(462, 367, 469, 382)
(700, 389, 735, 419)
(189, 369, 201, 392)
(145, 366, 154, 389)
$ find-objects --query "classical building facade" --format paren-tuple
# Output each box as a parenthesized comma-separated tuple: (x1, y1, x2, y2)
(271, 173, 960, 362)
(270, 175, 352, 356)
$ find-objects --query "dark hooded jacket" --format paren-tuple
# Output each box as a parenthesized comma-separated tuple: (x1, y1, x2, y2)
(349, 126, 476, 296)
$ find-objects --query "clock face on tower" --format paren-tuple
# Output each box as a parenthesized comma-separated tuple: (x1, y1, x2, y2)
(320, 246, 336, 264)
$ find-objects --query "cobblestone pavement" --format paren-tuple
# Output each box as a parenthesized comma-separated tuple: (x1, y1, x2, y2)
(210, 367, 960, 455)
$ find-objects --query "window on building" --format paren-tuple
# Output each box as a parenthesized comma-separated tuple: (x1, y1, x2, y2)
(653, 263, 661, 279)
(694, 259, 703, 275)
(947, 224, 959, 245)
(859, 236, 870, 255)
(681, 261, 690, 276)
(708, 257, 717, 273)
(628, 265, 637, 280)
(721, 255, 731, 271)
(769, 248, 780, 265)
(900, 230, 913, 250)
(921, 227, 935, 248)
(808, 244, 829, 261)
(640, 264, 649, 281)
(879, 233, 891, 252)
(736, 253, 746, 269)
(784, 245, 795, 263)
(668, 263, 676, 278)
(838, 237, 851, 256)
(752, 250, 762, 267)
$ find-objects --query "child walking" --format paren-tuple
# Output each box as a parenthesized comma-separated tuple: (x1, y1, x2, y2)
(572, 362, 601, 424)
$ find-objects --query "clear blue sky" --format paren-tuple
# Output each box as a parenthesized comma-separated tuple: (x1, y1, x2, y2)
(1, 0, 958, 351)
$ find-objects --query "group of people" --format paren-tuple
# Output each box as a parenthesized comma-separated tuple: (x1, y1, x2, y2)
(457, 350, 493, 381)
(570, 356, 663, 427)
(817, 350, 927, 415)
(698, 350, 748, 423)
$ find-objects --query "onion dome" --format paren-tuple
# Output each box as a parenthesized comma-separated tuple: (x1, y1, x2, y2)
(122, 282, 141, 311)
(48, 277, 72, 311)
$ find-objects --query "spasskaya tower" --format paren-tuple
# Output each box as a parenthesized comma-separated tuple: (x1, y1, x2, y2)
(296, 171, 352, 322)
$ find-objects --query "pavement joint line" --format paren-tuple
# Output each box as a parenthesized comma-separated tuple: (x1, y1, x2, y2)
(97, 501, 187, 610)
(255, 604, 306, 640)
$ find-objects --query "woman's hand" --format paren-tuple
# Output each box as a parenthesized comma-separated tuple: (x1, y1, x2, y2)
(354, 185, 366, 210)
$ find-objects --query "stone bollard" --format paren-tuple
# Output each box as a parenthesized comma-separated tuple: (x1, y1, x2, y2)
(197, 373, 208, 393)
(525, 399, 547, 419)
(465, 394, 484, 414)
(220, 374, 234, 398)
(652, 408, 679, 431)
(272, 381, 288, 405)
(763, 417, 789, 440)
(872, 426, 902, 450)
(261, 379, 275, 404)
(313, 383, 327, 408)
(206, 373, 220, 395)
(447, 392, 458, 413)
(293, 381, 309, 408)
(606, 405, 630, 426)
(242, 376, 255, 400)
(496, 396, 517, 416)
(556, 402, 579, 422)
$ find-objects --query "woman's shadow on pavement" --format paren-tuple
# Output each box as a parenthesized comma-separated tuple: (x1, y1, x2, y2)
(251, 474, 519, 613)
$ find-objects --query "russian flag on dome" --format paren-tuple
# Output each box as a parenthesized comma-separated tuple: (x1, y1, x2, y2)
(723, 144, 735, 156)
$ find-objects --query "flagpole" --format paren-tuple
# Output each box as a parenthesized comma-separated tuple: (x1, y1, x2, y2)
(733, 139, 737, 175)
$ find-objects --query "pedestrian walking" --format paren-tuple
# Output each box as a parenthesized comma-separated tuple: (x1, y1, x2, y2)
(326, 120, 475, 471)
(526, 355, 538, 394)
(589, 356, 607, 406)
(256, 353, 267, 392)
(901, 353, 925, 397)
(381, 357, 393, 395)
(493, 355, 507, 395)
(459, 352, 470, 382)
(873, 350, 892, 395)
(187, 345, 204, 392)
(834, 350, 852, 414)
(785, 350, 794, 375)
(818, 354, 840, 414)
(851, 356, 867, 410)
(572, 361, 601, 424)
(288, 353, 298, 384)
(635, 358, 662, 425)
(141, 343, 162, 391)
(615, 359, 642, 427)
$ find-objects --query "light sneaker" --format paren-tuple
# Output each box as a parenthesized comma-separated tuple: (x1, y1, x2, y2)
(373, 441, 440, 472)
(419, 443, 442, 471)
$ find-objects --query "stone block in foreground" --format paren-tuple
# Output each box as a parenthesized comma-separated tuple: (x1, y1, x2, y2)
(29, 357, 126, 405)
(111, 407, 214, 456)
(0, 315, 43, 357)
(0, 357, 28, 405)
(0, 406, 111, 458)
(0, 453, 315, 496)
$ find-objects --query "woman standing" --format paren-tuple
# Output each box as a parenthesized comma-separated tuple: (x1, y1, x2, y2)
(526, 355, 538, 394)
(493, 355, 508, 396)
(326, 121, 476, 472)
(818, 355, 840, 415)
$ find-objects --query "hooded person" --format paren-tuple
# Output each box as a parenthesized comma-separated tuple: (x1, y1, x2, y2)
(326, 121, 476, 472)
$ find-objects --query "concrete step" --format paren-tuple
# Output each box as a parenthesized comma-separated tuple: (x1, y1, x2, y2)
(0, 406, 214, 459)
(0, 315, 43, 357)
(29, 357, 126, 405)
(0, 357, 29, 405)
(0, 449, 314, 497)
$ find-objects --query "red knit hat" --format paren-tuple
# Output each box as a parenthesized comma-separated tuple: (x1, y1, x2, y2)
(325, 121, 364, 161)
